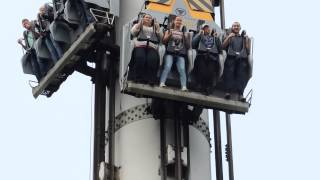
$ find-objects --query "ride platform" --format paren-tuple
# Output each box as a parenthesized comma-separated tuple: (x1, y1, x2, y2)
(122, 81, 250, 114)
(32, 22, 114, 98)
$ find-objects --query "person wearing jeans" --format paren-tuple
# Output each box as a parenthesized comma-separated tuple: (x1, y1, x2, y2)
(159, 16, 189, 91)
(159, 54, 187, 90)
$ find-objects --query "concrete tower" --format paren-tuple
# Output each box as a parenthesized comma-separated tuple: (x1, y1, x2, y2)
(104, 0, 212, 179)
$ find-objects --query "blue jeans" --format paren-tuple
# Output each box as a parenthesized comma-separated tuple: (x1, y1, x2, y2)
(160, 54, 187, 87)
(44, 34, 63, 64)
(29, 50, 42, 81)
(38, 58, 52, 77)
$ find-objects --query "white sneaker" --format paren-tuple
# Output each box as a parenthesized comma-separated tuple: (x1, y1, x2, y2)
(181, 86, 188, 91)
(159, 83, 166, 87)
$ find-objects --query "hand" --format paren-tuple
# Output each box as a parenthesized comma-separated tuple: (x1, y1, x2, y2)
(200, 30, 204, 35)
(155, 22, 160, 32)
(213, 32, 218, 37)
(228, 33, 235, 38)
(17, 38, 23, 44)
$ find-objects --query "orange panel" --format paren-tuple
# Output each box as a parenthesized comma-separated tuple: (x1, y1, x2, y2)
(183, 0, 213, 20)
(146, 0, 176, 14)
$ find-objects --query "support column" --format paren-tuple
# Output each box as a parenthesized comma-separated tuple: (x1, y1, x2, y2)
(160, 118, 167, 180)
(220, 0, 226, 29)
(225, 113, 234, 180)
(93, 51, 108, 180)
(174, 117, 182, 180)
(108, 53, 116, 180)
(213, 110, 223, 180)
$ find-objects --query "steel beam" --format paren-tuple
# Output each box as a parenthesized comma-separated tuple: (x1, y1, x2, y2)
(213, 110, 223, 180)
(108, 54, 116, 180)
(226, 113, 234, 180)
(92, 51, 108, 180)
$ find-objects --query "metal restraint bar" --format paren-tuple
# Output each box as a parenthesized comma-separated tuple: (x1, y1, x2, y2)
(32, 23, 96, 98)
(123, 81, 250, 114)
(89, 8, 115, 25)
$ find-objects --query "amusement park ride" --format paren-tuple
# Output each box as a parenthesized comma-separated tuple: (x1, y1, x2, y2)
(20, 0, 254, 180)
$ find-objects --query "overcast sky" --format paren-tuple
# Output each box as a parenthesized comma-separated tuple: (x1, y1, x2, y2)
(1, 0, 320, 180)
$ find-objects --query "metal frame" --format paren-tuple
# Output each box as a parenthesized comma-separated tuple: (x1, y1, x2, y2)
(89, 8, 115, 25)
(92, 51, 108, 180)
(32, 23, 96, 98)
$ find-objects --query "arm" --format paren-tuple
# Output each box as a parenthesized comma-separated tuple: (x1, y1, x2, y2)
(215, 37, 222, 53)
(17, 38, 27, 50)
(130, 21, 142, 37)
(162, 30, 172, 44)
(245, 36, 251, 54)
(154, 22, 162, 41)
(222, 33, 235, 49)
(184, 32, 191, 49)
(192, 32, 201, 49)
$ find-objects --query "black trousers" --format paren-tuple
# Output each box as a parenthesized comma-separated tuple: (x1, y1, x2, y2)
(223, 56, 249, 95)
(30, 51, 42, 81)
(129, 47, 159, 83)
(193, 53, 220, 90)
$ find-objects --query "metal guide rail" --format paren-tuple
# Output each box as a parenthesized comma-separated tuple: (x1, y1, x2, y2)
(122, 81, 250, 114)
(32, 23, 98, 98)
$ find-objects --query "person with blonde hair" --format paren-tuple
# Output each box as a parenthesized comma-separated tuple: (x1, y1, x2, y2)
(159, 16, 189, 91)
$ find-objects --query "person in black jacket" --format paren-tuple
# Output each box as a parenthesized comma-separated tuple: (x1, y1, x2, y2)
(192, 24, 222, 95)
(222, 22, 251, 101)
(37, 4, 64, 64)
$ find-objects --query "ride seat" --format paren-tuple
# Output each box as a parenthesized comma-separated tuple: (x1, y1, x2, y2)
(34, 38, 52, 60)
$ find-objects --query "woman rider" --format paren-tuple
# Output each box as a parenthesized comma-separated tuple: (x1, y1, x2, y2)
(159, 16, 189, 91)
(129, 13, 160, 85)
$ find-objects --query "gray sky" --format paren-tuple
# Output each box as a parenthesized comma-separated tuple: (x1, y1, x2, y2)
(1, 0, 320, 180)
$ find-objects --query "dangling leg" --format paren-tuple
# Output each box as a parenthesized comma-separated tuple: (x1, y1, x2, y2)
(44, 35, 60, 64)
(146, 48, 160, 85)
(176, 56, 187, 90)
(30, 51, 43, 81)
(132, 47, 147, 83)
(235, 58, 249, 101)
(49, 33, 64, 59)
(160, 54, 174, 87)
(222, 57, 236, 99)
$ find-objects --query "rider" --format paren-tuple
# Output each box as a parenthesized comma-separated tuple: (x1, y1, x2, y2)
(159, 16, 190, 91)
(222, 22, 251, 101)
(192, 24, 222, 95)
(37, 4, 64, 64)
(129, 13, 161, 85)
(18, 19, 42, 81)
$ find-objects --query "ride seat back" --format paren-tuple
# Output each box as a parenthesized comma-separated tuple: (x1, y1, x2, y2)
(21, 52, 34, 75)
(64, 0, 82, 25)
(50, 20, 76, 44)
(34, 38, 51, 60)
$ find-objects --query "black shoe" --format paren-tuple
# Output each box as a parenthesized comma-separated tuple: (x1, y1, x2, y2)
(224, 93, 231, 99)
(205, 87, 213, 95)
(239, 95, 246, 102)
(193, 83, 202, 92)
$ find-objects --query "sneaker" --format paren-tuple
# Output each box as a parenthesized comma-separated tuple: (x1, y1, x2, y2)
(181, 86, 188, 91)
(159, 83, 166, 87)
(224, 93, 231, 99)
